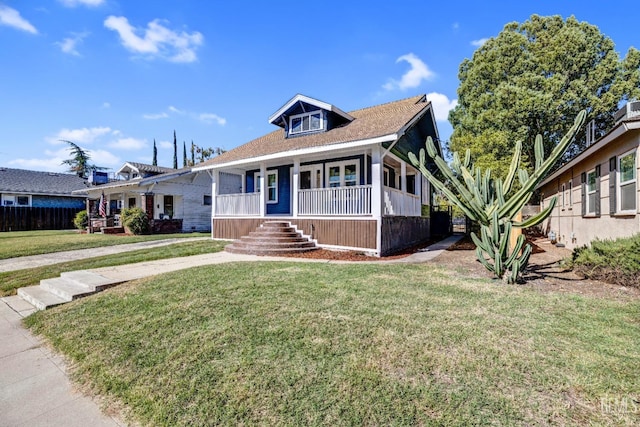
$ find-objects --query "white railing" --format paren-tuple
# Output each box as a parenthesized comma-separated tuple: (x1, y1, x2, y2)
(215, 193, 260, 216)
(384, 187, 421, 216)
(298, 185, 371, 216)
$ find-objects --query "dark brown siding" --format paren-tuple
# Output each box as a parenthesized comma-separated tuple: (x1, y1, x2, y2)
(213, 217, 377, 250)
(381, 216, 431, 256)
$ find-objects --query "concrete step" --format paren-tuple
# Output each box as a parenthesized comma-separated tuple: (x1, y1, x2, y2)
(60, 270, 122, 292)
(225, 244, 319, 256)
(17, 287, 67, 311)
(232, 240, 316, 249)
(241, 235, 308, 243)
(40, 277, 95, 301)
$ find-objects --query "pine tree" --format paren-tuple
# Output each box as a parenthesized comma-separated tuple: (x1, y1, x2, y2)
(183, 141, 187, 167)
(191, 141, 195, 165)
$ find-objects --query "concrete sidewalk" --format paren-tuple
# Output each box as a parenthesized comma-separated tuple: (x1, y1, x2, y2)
(0, 234, 463, 426)
(0, 237, 209, 273)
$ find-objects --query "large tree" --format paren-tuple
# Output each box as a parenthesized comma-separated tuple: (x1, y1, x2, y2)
(449, 15, 640, 177)
(60, 140, 106, 178)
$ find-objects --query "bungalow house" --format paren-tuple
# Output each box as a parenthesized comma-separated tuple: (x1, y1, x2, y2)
(537, 101, 640, 249)
(194, 94, 444, 256)
(0, 167, 88, 208)
(78, 162, 212, 233)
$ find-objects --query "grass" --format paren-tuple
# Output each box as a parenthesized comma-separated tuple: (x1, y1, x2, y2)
(0, 240, 227, 297)
(26, 262, 640, 426)
(0, 230, 211, 260)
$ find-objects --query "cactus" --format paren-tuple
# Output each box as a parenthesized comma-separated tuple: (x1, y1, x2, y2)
(409, 111, 586, 283)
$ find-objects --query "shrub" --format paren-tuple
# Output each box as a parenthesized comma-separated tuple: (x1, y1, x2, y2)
(571, 234, 640, 288)
(73, 210, 88, 230)
(120, 207, 150, 235)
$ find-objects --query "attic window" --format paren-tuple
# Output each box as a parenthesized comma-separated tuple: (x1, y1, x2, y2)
(289, 111, 323, 135)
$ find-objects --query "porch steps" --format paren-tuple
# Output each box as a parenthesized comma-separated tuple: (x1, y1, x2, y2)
(225, 221, 319, 256)
(17, 270, 124, 311)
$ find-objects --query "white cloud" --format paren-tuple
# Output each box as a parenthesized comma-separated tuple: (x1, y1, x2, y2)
(452, 22, 460, 30)
(9, 146, 120, 173)
(168, 105, 185, 114)
(56, 32, 88, 56)
(109, 137, 147, 150)
(0, 5, 37, 34)
(198, 113, 226, 126)
(102, 102, 111, 109)
(143, 112, 169, 120)
(159, 140, 173, 149)
(383, 53, 435, 91)
(426, 92, 458, 121)
(104, 16, 203, 63)
(58, 0, 104, 7)
(48, 127, 112, 144)
(471, 38, 489, 47)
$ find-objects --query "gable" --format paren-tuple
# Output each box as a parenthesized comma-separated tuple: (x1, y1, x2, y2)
(268, 94, 354, 137)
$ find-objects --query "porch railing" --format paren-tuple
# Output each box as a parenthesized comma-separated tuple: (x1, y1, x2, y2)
(215, 193, 260, 216)
(384, 187, 421, 216)
(298, 185, 371, 216)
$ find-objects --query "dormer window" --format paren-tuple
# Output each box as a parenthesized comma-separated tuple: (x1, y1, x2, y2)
(290, 111, 323, 135)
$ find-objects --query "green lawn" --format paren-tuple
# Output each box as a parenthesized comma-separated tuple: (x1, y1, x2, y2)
(0, 240, 227, 297)
(0, 230, 210, 260)
(26, 262, 640, 426)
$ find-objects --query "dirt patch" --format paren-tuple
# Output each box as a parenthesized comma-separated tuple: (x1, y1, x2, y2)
(280, 235, 640, 301)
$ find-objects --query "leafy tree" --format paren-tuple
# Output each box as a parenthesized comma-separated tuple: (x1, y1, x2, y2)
(183, 141, 188, 167)
(449, 15, 640, 177)
(152, 139, 158, 166)
(173, 130, 178, 169)
(60, 140, 106, 178)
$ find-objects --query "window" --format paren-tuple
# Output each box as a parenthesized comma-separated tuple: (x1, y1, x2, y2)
(289, 111, 323, 135)
(164, 195, 174, 218)
(16, 196, 29, 206)
(300, 165, 322, 190)
(203, 195, 212, 206)
(618, 150, 637, 212)
(586, 169, 598, 214)
(327, 161, 359, 188)
(406, 175, 416, 195)
(1, 194, 30, 206)
(254, 171, 278, 203)
(128, 197, 136, 208)
(568, 180, 573, 206)
(561, 183, 565, 208)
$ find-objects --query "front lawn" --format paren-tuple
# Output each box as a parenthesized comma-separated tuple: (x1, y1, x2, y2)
(0, 240, 227, 297)
(26, 262, 640, 426)
(0, 230, 210, 260)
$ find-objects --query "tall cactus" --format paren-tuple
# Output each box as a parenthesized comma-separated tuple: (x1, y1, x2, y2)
(409, 111, 586, 283)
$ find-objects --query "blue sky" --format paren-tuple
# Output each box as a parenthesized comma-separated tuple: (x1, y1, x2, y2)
(1, 0, 638, 173)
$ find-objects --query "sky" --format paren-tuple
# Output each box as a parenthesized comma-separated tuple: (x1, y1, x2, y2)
(1, 0, 638, 174)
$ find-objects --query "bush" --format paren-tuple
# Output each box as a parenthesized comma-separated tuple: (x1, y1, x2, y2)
(120, 207, 150, 235)
(570, 234, 640, 287)
(73, 210, 88, 230)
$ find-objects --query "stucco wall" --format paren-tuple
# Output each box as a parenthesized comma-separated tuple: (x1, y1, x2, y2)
(539, 133, 639, 249)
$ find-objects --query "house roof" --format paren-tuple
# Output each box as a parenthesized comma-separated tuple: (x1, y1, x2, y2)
(77, 165, 195, 195)
(116, 162, 176, 177)
(0, 168, 89, 196)
(196, 94, 432, 169)
(268, 94, 355, 128)
(538, 116, 640, 188)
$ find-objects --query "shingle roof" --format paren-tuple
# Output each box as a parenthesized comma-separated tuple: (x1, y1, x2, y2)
(0, 168, 89, 196)
(121, 162, 176, 175)
(199, 94, 430, 167)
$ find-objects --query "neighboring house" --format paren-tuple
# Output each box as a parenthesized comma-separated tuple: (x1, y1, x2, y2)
(78, 162, 212, 233)
(537, 101, 640, 249)
(194, 94, 443, 256)
(0, 167, 88, 208)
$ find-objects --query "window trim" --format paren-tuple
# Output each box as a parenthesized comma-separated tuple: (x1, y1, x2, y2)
(617, 149, 637, 214)
(289, 110, 323, 135)
(299, 165, 323, 190)
(254, 170, 278, 204)
(1, 194, 31, 207)
(586, 168, 597, 215)
(326, 160, 360, 188)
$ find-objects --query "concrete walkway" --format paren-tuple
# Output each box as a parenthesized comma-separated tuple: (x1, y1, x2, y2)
(0, 234, 463, 426)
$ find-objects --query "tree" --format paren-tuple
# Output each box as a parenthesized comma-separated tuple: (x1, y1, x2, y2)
(191, 141, 195, 166)
(449, 15, 640, 177)
(183, 141, 187, 167)
(173, 130, 178, 169)
(60, 140, 106, 178)
(152, 139, 158, 166)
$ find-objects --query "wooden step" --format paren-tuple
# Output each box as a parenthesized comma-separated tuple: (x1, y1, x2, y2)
(224, 221, 318, 256)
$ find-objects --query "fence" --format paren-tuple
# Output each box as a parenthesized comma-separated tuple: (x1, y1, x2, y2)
(0, 206, 83, 232)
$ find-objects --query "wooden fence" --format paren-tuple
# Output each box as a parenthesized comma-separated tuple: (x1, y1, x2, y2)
(0, 206, 83, 232)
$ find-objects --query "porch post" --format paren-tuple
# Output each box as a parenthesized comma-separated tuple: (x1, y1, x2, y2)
(211, 170, 218, 217)
(259, 163, 266, 217)
(400, 160, 407, 193)
(371, 146, 383, 255)
(292, 158, 300, 217)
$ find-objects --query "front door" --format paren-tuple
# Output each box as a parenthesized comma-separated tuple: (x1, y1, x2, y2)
(300, 165, 323, 189)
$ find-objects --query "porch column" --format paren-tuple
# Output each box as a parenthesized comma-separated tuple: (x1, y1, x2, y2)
(259, 163, 266, 217)
(211, 170, 218, 217)
(371, 146, 383, 254)
(292, 158, 300, 217)
(400, 160, 407, 193)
